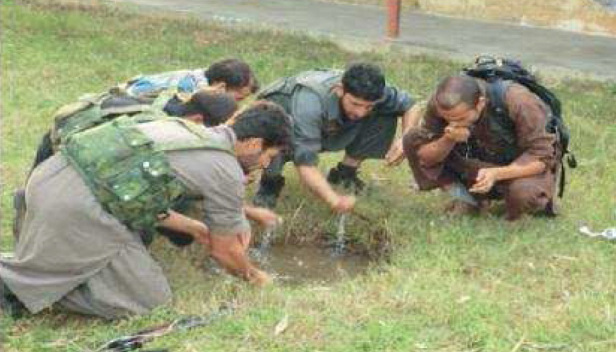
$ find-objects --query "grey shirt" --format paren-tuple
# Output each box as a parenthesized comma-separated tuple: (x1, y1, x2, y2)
(0, 123, 248, 314)
(138, 122, 250, 237)
(290, 84, 413, 165)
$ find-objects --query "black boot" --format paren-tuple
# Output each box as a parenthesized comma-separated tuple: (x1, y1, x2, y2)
(327, 163, 365, 193)
(253, 175, 285, 209)
(0, 280, 26, 320)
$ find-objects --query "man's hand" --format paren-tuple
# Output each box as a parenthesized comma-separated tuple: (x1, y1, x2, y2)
(297, 165, 357, 214)
(444, 125, 471, 143)
(330, 194, 356, 214)
(245, 206, 282, 228)
(188, 220, 211, 246)
(469, 168, 501, 194)
(385, 138, 406, 166)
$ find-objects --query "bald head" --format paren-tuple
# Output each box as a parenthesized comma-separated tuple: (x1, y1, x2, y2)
(435, 75, 482, 111)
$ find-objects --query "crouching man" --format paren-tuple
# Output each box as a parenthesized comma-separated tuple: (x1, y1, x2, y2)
(403, 75, 560, 221)
(0, 102, 292, 319)
(254, 62, 416, 213)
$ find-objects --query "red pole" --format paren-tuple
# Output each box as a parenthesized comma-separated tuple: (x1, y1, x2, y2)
(386, 0, 401, 39)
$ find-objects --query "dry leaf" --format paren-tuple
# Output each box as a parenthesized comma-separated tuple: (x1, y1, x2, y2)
(274, 314, 289, 336)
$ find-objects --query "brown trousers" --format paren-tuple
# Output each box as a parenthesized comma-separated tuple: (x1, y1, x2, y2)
(403, 129, 558, 221)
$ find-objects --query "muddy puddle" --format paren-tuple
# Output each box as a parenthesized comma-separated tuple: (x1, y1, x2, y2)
(199, 244, 375, 285)
(255, 245, 371, 285)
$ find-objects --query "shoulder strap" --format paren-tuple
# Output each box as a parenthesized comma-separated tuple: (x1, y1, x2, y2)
(153, 119, 235, 155)
(486, 79, 510, 115)
(294, 70, 342, 99)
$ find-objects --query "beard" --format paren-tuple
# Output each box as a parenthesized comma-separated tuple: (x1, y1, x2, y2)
(237, 153, 261, 176)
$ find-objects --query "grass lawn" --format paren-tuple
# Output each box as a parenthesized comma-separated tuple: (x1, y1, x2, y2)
(1, 1, 616, 351)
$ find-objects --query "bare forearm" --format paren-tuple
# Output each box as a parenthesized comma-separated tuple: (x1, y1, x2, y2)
(417, 135, 457, 167)
(158, 210, 204, 237)
(296, 165, 339, 207)
(212, 246, 255, 279)
(243, 204, 259, 222)
(401, 104, 423, 135)
(208, 231, 260, 282)
(493, 160, 546, 182)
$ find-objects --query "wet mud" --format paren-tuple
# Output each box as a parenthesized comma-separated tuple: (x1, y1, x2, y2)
(255, 245, 371, 285)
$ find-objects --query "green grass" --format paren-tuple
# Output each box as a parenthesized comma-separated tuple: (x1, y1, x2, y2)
(2, 1, 616, 351)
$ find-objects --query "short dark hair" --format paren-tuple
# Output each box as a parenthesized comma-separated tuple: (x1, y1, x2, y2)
(435, 75, 482, 110)
(205, 58, 254, 90)
(341, 62, 385, 102)
(231, 101, 293, 150)
(249, 74, 260, 94)
(184, 91, 238, 127)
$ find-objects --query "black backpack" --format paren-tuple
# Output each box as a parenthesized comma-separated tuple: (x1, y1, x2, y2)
(463, 56, 577, 197)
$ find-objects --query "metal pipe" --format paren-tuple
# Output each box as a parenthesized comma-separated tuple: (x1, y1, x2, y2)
(386, 0, 401, 39)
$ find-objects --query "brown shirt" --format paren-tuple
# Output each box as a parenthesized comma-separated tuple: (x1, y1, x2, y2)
(415, 81, 556, 170)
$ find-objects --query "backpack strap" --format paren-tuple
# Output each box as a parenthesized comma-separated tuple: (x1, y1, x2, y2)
(485, 80, 517, 147)
(485, 79, 510, 116)
(154, 119, 235, 155)
(487, 79, 568, 198)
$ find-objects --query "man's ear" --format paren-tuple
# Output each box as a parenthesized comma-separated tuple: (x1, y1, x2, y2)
(333, 83, 344, 98)
(185, 113, 204, 124)
(249, 138, 265, 150)
(236, 138, 264, 154)
(210, 81, 226, 92)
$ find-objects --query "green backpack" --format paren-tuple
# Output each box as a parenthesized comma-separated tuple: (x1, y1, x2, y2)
(51, 90, 175, 152)
(61, 113, 233, 238)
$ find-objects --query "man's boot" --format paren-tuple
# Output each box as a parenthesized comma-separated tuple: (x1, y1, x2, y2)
(253, 175, 285, 209)
(327, 163, 365, 193)
(12, 189, 26, 243)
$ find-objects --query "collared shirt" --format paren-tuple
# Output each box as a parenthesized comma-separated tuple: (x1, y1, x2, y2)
(290, 83, 413, 165)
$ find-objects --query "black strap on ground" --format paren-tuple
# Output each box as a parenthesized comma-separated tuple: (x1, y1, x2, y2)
(92, 304, 234, 352)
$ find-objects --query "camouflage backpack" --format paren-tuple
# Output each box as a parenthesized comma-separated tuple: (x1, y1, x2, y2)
(49, 92, 166, 152)
(61, 114, 234, 240)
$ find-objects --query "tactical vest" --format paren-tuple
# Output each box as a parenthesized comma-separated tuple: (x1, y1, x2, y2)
(60, 114, 234, 238)
(461, 80, 547, 166)
(50, 91, 169, 152)
(257, 69, 342, 117)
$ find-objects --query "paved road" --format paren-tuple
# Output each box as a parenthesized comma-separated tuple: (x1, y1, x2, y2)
(115, 0, 616, 80)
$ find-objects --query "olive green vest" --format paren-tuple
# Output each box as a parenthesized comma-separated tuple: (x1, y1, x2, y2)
(60, 114, 234, 236)
(50, 90, 174, 152)
(257, 69, 342, 117)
